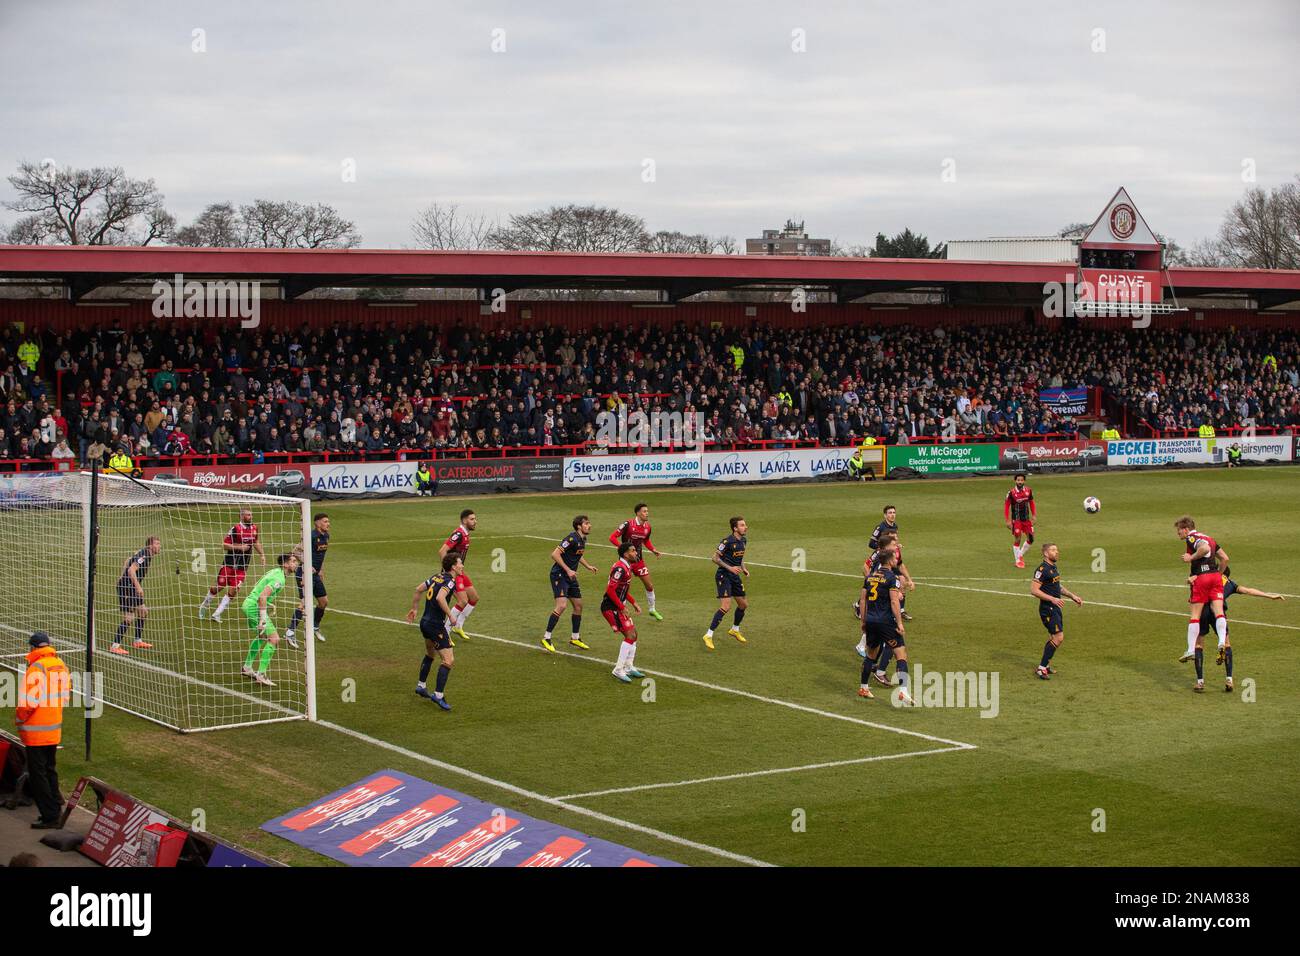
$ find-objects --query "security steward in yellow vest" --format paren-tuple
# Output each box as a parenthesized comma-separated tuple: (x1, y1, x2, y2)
(1101, 426, 1121, 441)
(108, 449, 134, 475)
(16, 631, 70, 829)
(846, 448, 870, 481)
(1198, 423, 1216, 439)
(416, 461, 435, 496)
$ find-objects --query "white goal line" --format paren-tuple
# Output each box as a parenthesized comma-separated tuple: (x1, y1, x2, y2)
(0, 621, 303, 732)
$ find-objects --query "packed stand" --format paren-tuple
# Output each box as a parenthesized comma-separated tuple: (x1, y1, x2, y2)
(0, 320, 1294, 465)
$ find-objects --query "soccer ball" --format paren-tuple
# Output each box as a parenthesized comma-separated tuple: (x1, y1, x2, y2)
(1083, 496, 1101, 513)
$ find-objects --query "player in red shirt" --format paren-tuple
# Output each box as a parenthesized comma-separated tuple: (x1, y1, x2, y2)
(608, 503, 663, 620)
(199, 508, 265, 622)
(440, 509, 478, 642)
(1175, 515, 1230, 664)
(1004, 473, 1036, 568)
(603, 542, 644, 682)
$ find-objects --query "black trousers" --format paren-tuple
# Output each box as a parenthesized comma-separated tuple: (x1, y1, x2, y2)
(24, 744, 61, 823)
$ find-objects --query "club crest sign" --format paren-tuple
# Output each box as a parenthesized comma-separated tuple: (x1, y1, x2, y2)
(1109, 203, 1137, 240)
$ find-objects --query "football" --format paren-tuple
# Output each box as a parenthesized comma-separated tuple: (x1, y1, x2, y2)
(1083, 496, 1101, 513)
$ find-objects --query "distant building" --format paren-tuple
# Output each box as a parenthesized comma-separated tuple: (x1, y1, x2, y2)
(746, 219, 831, 256)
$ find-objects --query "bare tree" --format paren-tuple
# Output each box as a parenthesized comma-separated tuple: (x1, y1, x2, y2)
(645, 230, 735, 254)
(237, 199, 361, 248)
(410, 202, 497, 250)
(1178, 237, 1228, 267)
(487, 204, 649, 252)
(1215, 183, 1298, 269)
(711, 234, 739, 255)
(174, 201, 243, 246)
(829, 239, 870, 257)
(4, 161, 173, 245)
(1281, 176, 1300, 261)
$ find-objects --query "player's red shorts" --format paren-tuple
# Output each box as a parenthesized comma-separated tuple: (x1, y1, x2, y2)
(602, 608, 634, 633)
(1011, 520, 1034, 537)
(455, 573, 474, 592)
(629, 559, 650, 578)
(216, 566, 246, 590)
(1189, 572, 1224, 605)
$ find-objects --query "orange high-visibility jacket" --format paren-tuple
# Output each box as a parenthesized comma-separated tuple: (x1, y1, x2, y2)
(15, 645, 70, 747)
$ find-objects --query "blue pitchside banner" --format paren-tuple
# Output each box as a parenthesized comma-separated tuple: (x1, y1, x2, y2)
(1038, 387, 1088, 416)
(263, 770, 682, 867)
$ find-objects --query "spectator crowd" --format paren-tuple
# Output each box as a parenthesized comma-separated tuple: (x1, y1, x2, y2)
(0, 318, 1296, 465)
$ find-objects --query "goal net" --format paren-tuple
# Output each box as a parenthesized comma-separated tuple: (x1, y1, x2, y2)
(0, 472, 315, 732)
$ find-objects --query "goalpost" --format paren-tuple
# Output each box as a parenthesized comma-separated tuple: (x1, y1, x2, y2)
(0, 471, 315, 733)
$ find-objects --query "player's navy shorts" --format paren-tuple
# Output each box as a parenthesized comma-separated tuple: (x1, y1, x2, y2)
(117, 581, 143, 614)
(715, 568, 745, 598)
(865, 620, 903, 649)
(550, 567, 581, 599)
(296, 567, 327, 600)
(1039, 604, 1063, 634)
(420, 618, 452, 651)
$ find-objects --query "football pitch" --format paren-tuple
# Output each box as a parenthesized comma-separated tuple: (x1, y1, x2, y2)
(16, 467, 1300, 867)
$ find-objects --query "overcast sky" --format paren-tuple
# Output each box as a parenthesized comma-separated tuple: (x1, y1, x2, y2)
(2, 0, 1297, 250)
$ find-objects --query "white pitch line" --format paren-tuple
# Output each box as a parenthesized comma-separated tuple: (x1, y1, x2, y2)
(553, 744, 973, 801)
(327, 605, 974, 749)
(910, 583, 1300, 632)
(333, 533, 1300, 601)
(315, 718, 774, 867)
(502, 534, 1300, 632)
(911, 576, 1300, 598)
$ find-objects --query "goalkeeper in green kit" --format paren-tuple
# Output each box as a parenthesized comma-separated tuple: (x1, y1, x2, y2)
(241, 553, 300, 687)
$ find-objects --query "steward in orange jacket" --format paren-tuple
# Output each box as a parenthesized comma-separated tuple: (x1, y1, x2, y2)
(16, 632, 70, 828)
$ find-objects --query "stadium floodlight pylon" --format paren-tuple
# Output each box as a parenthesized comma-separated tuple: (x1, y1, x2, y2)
(0, 471, 316, 733)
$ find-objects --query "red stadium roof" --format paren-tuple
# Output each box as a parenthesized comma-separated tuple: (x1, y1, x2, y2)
(2, 244, 1299, 307)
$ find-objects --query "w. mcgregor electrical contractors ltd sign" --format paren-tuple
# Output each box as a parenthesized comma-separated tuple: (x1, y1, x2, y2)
(888, 444, 1001, 474)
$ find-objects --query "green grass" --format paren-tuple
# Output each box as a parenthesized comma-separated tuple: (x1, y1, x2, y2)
(7, 467, 1300, 866)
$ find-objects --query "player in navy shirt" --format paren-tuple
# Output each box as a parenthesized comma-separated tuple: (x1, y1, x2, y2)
(857, 548, 912, 704)
(1192, 570, 1284, 693)
(703, 517, 749, 650)
(1030, 543, 1084, 680)
(542, 515, 599, 653)
(286, 514, 330, 648)
(407, 552, 461, 711)
(112, 536, 162, 655)
(870, 505, 913, 621)
(869, 505, 898, 550)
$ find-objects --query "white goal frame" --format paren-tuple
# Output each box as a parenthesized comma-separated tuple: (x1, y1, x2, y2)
(0, 470, 316, 734)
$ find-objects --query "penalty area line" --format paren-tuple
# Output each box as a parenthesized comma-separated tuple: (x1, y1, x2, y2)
(328, 606, 976, 749)
(553, 744, 973, 801)
(315, 718, 774, 867)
